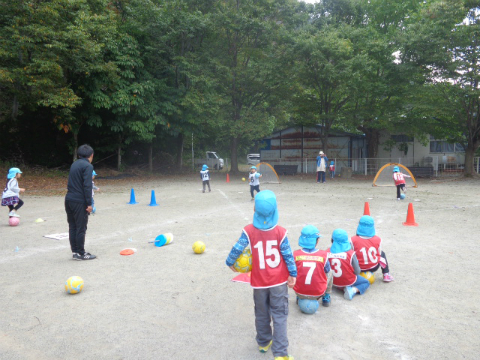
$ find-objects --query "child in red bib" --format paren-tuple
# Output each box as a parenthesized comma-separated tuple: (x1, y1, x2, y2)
(226, 190, 296, 360)
(328, 229, 370, 300)
(393, 165, 411, 200)
(293, 225, 333, 311)
(351, 215, 394, 282)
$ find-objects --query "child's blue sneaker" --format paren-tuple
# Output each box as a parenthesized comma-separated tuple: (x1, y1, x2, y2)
(344, 286, 356, 300)
(322, 293, 331, 307)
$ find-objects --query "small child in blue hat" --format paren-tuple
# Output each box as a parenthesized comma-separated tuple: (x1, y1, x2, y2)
(200, 164, 211, 193)
(293, 225, 333, 309)
(351, 215, 394, 282)
(328, 229, 370, 300)
(329, 161, 335, 178)
(226, 190, 296, 360)
(393, 165, 411, 200)
(2, 168, 25, 218)
(248, 166, 262, 200)
(91, 170, 100, 213)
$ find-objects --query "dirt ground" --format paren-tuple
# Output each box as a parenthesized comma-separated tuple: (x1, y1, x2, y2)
(0, 173, 479, 360)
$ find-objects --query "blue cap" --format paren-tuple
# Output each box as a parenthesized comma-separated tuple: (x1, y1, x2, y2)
(393, 166, 399, 172)
(253, 190, 279, 230)
(92, 170, 97, 176)
(356, 215, 375, 237)
(299, 225, 321, 250)
(202, 164, 208, 171)
(330, 229, 351, 253)
(330, 161, 334, 165)
(7, 168, 22, 179)
(251, 166, 257, 170)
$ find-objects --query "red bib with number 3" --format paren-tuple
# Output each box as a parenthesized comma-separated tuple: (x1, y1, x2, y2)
(351, 235, 382, 271)
(327, 249, 357, 287)
(243, 224, 289, 289)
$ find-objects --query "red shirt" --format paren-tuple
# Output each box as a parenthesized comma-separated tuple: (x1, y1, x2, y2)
(243, 224, 289, 289)
(327, 248, 357, 287)
(393, 172, 406, 186)
(351, 235, 382, 271)
(293, 249, 328, 297)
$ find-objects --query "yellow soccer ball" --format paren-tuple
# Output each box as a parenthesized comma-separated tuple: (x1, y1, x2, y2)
(192, 241, 206, 254)
(234, 248, 252, 273)
(65, 276, 84, 294)
(242, 177, 246, 181)
(359, 271, 375, 285)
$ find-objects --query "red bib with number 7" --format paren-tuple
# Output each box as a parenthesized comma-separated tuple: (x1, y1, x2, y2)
(243, 224, 289, 289)
(351, 235, 382, 271)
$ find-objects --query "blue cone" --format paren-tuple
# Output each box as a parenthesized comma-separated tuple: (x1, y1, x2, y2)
(149, 190, 159, 206)
(127, 188, 138, 205)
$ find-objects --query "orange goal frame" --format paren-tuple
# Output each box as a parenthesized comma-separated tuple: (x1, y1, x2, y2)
(372, 163, 418, 188)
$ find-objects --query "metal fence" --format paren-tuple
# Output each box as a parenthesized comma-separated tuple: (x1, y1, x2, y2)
(262, 156, 480, 177)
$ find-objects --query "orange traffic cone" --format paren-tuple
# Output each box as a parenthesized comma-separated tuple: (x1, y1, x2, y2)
(363, 202, 371, 216)
(226, 173, 230, 183)
(403, 203, 418, 226)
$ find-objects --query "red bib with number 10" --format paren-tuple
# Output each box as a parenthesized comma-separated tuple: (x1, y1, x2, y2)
(243, 224, 289, 289)
(351, 235, 382, 271)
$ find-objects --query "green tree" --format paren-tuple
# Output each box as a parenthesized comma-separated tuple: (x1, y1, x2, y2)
(206, 0, 295, 172)
(402, 1, 480, 175)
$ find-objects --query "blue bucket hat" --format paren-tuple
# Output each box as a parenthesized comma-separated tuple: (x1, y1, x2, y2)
(202, 164, 208, 171)
(356, 215, 376, 237)
(250, 166, 257, 170)
(299, 225, 321, 250)
(7, 168, 22, 179)
(330, 161, 334, 165)
(253, 190, 279, 230)
(92, 170, 97, 176)
(330, 229, 351, 253)
(393, 166, 399, 172)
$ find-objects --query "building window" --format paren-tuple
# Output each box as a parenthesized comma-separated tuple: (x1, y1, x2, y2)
(429, 136, 464, 153)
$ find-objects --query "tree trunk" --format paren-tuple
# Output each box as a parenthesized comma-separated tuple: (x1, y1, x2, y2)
(176, 133, 184, 168)
(148, 144, 153, 172)
(363, 128, 380, 158)
(117, 135, 122, 170)
(72, 132, 79, 162)
(230, 137, 239, 173)
(464, 143, 477, 176)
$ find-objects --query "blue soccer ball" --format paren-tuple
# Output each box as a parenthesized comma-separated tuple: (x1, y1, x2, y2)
(400, 193, 406, 200)
(298, 299, 319, 314)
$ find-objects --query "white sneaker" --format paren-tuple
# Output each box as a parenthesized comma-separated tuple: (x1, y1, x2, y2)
(9, 211, 20, 217)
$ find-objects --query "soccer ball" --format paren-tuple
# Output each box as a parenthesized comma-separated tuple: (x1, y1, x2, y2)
(9, 217, 20, 226)
(359, 271, 375, 285)
(234, 248, 252, 273)
(242, 177, 246, 181)
(192, 241, 206, 254)
(65, 276, 84, 294)
(298, 298, 319, 314)
(400, 193, 406, 200)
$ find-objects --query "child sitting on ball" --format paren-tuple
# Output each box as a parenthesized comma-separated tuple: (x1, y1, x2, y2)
(293, 225, 333, 311)
(351, 215, 394, 282)
(328, 229, 370, 301)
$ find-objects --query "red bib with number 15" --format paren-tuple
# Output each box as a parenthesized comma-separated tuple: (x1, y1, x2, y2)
(243, 224, 289, 289)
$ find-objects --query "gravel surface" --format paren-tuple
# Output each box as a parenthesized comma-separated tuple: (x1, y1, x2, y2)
(1, 174, 479, 360)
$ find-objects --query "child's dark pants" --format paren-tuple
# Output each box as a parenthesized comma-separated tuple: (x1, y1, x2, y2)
(396, 184, 405, 199)
(8, 199, 24, 211)
(65, 200, 89, 255)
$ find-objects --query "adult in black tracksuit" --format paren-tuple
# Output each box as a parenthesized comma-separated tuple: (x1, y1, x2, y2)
(65, 145, 96, 260)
